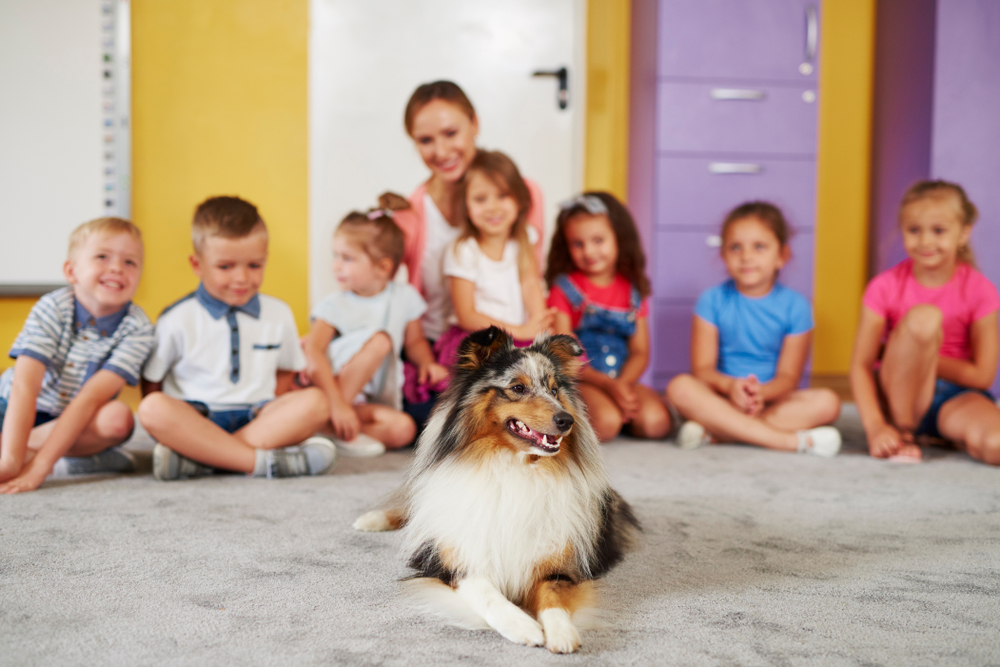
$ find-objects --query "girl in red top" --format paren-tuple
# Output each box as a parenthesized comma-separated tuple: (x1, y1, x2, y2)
(546, 192, 671, 441)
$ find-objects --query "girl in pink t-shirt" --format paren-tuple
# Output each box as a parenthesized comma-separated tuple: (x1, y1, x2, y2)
(850, 180, 1000, 465)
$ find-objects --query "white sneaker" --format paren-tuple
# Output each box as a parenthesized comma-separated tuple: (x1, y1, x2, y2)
(797, 426, 842, 457)
(332, 433, 386, 458)
(676, 421, 711, 450)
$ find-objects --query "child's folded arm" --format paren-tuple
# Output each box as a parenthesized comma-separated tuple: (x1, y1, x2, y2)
(689, 315, 734, 396)
(403, 320, 448, 385)
(849, 306, 903, 455)
(0, 356, 47, 481)
(936, 312, 999, 390)
(758, 331, 811, 403)
(618, 316, 651, 385)
(1, 369, 125, 493)
(302, 319, 359, 439)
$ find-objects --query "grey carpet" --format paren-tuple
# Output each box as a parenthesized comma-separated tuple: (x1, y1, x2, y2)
(2, 404, 999, 667)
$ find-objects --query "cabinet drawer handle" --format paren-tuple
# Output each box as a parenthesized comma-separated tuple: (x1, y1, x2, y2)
(709, 162, 762, 174)
(710, 88, 765, 101)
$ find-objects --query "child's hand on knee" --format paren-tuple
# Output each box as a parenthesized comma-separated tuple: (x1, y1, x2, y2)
(868, 423, 905, 458)
(329, 398, 361, 441)
(609, 380, 640, 420)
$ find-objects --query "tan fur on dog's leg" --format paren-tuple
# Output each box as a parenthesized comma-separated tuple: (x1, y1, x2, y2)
(353, 507, 406, 532)
(528, 579, 596, 653)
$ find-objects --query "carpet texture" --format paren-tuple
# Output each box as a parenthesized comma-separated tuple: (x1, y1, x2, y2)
(2, 404, 999, 667)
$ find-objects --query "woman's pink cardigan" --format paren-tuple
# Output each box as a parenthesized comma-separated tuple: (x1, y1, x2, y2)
(396, 179, 546, 294)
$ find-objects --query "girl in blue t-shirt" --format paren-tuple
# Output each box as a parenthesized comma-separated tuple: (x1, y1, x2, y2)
(665, 202, 842, 456)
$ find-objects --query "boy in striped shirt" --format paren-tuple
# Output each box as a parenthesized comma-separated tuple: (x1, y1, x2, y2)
(0, 218, 154, 493)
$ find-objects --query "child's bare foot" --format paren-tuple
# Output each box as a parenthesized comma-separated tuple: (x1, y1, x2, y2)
(887, 443, 923, 462)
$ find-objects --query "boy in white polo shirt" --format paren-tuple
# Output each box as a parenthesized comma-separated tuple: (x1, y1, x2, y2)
(138, 196, 336, 480)
(0, 217, 154, 494)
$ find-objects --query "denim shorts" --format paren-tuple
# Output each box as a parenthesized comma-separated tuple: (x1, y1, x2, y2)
(916, 379, 994, 439)
(0, 397, 57, 429)
(187, 400, 267, 434)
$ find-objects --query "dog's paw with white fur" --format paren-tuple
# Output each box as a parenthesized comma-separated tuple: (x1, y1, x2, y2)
(539, 608, 581, 654)
(353, 510, 392, 532)
(493, 608, 545, 647)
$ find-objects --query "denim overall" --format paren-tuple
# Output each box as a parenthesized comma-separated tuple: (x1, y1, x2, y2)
(554, 274, 640, 378)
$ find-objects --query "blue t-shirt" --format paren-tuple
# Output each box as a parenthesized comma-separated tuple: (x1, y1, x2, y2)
(694, 280, 813, 382)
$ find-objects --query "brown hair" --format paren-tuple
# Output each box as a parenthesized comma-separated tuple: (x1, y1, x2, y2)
(899, 179, 979, 267)
(720, 201, 792, 249)
(192, 196, 266, 254)
(545, 191, 651, 298)
(404, 80, 477, 135)
(336, 192, 409, 277)
(455, 150, 534, 276)
(68, 217, 142, 260)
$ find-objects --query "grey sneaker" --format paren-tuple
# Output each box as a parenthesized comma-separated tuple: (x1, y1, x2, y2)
(152, 443, 214, 481)
(258, 436, 338, 478)
(52, 447, 137, 476)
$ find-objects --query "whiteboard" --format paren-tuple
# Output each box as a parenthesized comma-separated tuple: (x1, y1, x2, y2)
(0, 0, 130, 294)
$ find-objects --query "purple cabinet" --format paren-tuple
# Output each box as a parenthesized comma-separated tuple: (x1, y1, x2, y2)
(649, 0, 821, 388)
(870, 0, 1000, 395)
(658, 0, 820, 82)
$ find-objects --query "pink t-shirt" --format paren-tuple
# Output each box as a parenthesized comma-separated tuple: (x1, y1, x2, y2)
(547, 272, 649, 329)
(862, 259, 1000, 360)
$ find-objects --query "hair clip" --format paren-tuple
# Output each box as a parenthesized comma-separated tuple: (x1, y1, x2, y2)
(366, 208, 393, 220)
(558, 194, 608, 216)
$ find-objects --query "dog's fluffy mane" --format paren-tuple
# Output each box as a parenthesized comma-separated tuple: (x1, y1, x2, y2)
(397, 327, 641, 604)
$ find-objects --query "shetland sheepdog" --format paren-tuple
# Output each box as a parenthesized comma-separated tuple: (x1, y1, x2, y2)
(354, 326, 640, 654)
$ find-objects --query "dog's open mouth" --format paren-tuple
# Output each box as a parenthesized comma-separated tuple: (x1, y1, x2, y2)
(507, 419, 563, 454)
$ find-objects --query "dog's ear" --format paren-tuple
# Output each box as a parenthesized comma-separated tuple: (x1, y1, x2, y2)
(540, 334, 585, 377)
(456, 326, 513, 370)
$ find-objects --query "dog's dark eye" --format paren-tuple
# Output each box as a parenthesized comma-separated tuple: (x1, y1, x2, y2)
(550, 385, 558, 396)
(510, 384, 526, 395)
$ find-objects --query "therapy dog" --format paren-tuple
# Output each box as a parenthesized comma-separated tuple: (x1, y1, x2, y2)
(354, 327, 640, 653)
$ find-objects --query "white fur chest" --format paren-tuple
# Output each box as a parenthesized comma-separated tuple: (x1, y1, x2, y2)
(403, 452, 602, 600)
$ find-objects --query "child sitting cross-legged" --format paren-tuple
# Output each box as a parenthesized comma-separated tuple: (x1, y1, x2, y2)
(0, 218, 154, 493)
(667, 201, 842, 456)
(138, 196, 337, 480)
(302, 195, 447, 457)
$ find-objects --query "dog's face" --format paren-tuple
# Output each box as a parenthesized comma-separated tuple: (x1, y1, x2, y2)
(453, 327, 584, 458)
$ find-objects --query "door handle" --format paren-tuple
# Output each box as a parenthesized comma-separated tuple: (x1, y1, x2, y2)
(533, 67, 569, 110)
(800, 5, 818, 75)
(710, 88, 765, 101)
(709, 162, 762, 174)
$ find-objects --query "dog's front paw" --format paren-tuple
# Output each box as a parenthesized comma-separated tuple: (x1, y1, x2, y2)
(494, 609, 545, 647)
(353, 510, 392, 532)
(539, 608, 581, 654)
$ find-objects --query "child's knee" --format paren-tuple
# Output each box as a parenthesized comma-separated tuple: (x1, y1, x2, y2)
(665, 374, 697, 408)
(966, 429, 1000, 466)
(95, 401, 135, 442)
(590, 409, 624, 442)
(368, 331, 392, 355)
(814, 388, 842, 424)
(635, 404, 671, 440)
(137, 393, 170, 432)
(900, 305, 943, 343)
(298, 387, 331, 424)
(385, 413, 417, 448)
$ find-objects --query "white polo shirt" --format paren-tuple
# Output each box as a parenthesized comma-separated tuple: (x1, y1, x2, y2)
(143, 284, 305, 410)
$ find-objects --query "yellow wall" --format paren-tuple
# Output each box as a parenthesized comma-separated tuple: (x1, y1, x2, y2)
(813, 0, 876, 374)
(584, 0, 631, 201)
(131, 0, 309, 331)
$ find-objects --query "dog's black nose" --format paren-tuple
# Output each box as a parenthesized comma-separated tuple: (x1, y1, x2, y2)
(553, 412, 574, 432)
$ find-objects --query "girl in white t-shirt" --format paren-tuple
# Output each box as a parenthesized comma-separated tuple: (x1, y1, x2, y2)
(442, 150, 556, 354)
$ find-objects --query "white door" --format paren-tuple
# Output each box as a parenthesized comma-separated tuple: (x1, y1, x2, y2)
(308, 0, 585, 304)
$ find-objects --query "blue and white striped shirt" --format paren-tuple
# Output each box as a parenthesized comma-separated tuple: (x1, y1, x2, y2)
(0, 287, 154, 415)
